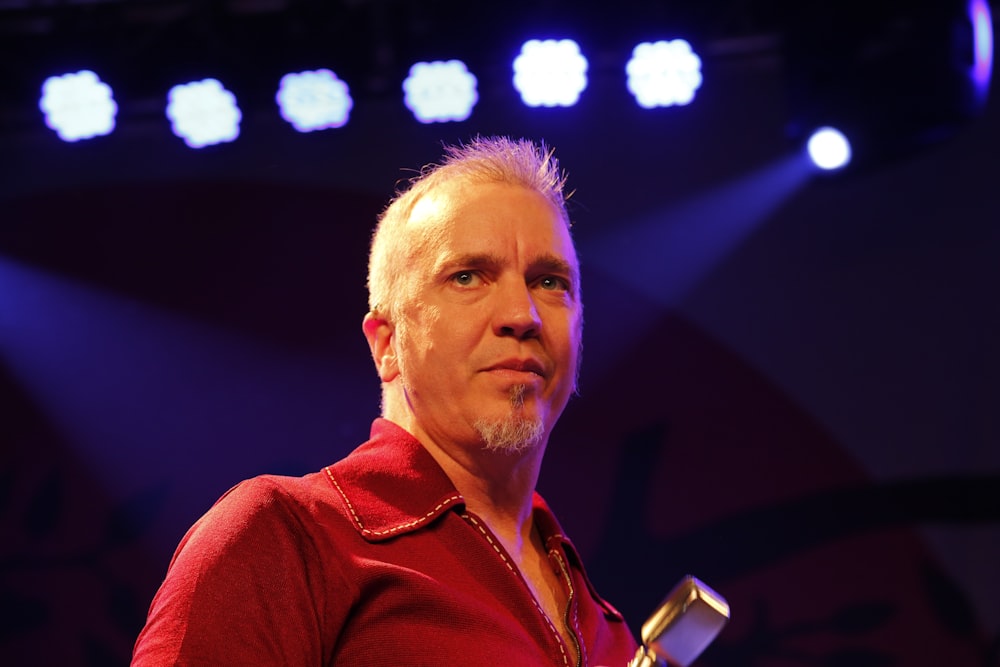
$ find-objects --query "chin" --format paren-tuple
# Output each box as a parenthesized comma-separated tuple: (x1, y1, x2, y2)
(473, 413, 545, 454)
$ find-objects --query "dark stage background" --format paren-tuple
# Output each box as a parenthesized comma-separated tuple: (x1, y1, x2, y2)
(1, 2, 998, 665)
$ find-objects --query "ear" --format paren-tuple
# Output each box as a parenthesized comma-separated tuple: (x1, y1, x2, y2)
(362, 312, 400, 383)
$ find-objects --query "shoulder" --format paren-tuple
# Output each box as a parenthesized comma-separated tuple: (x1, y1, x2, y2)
(208, 471, 334, 521)
(134, 473, 354, 665)
(177, 471, 346, 560)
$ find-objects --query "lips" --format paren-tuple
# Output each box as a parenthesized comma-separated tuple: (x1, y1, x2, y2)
(484, 358, 547, 378)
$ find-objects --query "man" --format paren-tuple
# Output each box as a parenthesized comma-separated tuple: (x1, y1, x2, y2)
(132, 137, 638, 666)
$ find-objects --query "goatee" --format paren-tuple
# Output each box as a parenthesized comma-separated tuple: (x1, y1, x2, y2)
(474, 385, 544, 454)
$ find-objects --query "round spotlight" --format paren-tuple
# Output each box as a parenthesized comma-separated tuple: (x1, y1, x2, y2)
(39, 70, 117, 142)
(807, 126, 852, 171)
(512, 39, 588, 107)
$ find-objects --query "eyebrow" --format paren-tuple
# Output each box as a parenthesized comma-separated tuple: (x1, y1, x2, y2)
(437, 252, 579, 285)
(529, 253, 577, 282)
(434, 252, 580, 299)
(436, 252, 503, 275)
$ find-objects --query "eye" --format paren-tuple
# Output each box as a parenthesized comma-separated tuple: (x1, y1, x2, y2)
(451, 271, 481, 287)
(538, 275, 569, 291)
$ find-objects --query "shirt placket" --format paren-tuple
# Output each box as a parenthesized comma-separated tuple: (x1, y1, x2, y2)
(462, 512, 582, 667)
(549, 547, 584, 667)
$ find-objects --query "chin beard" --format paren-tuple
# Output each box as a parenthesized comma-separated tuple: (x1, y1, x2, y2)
(474, 384, 544, 454)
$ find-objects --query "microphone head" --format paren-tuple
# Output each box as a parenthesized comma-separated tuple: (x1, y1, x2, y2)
(640, 575, 730, 667)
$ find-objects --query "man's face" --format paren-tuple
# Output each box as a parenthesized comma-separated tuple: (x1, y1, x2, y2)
(386, 179, 582, 453)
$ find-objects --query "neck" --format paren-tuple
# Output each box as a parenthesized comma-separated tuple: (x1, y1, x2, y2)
(384, 412, 545, 543)
(426, 430, 543, 536)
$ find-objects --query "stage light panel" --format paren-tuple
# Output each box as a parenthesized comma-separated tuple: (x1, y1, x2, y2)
(276, 69, 353, 132)
(403, 59, 478, 123)
(166, 79, 242, 149)
(39, 70, 117, 142)
(512, 39, 588, 107)
(626, 39, 703, 108)
(807, 126, 852, 171)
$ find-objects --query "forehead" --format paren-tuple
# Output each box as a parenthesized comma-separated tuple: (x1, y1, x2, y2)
(406, 180, 578, 266)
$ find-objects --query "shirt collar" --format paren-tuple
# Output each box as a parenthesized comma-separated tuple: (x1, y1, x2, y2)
(324, 419, 625, 620)
(323, 418, 464, 543)
(324, 419, 576, 552)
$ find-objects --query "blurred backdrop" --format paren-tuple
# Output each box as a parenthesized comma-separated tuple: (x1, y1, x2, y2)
(1, 1, 998, 665)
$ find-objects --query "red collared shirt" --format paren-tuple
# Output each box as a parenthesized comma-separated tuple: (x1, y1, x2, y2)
(133, 419, 637, 666)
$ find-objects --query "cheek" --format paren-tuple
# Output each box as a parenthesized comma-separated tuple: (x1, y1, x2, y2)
(418, 304, 445, 342)
(396, 305, 446, 367)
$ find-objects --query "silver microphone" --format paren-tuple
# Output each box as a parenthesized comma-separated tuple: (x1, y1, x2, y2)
(628, 575, 730, 667)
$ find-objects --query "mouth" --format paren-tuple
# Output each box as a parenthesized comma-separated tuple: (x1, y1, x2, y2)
(483, 358, 547, 379)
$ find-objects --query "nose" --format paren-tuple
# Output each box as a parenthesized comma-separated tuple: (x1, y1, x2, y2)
(494, 279, 541, 340)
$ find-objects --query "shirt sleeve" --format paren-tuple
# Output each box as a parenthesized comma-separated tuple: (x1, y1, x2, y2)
(132, 477, 351, 666)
